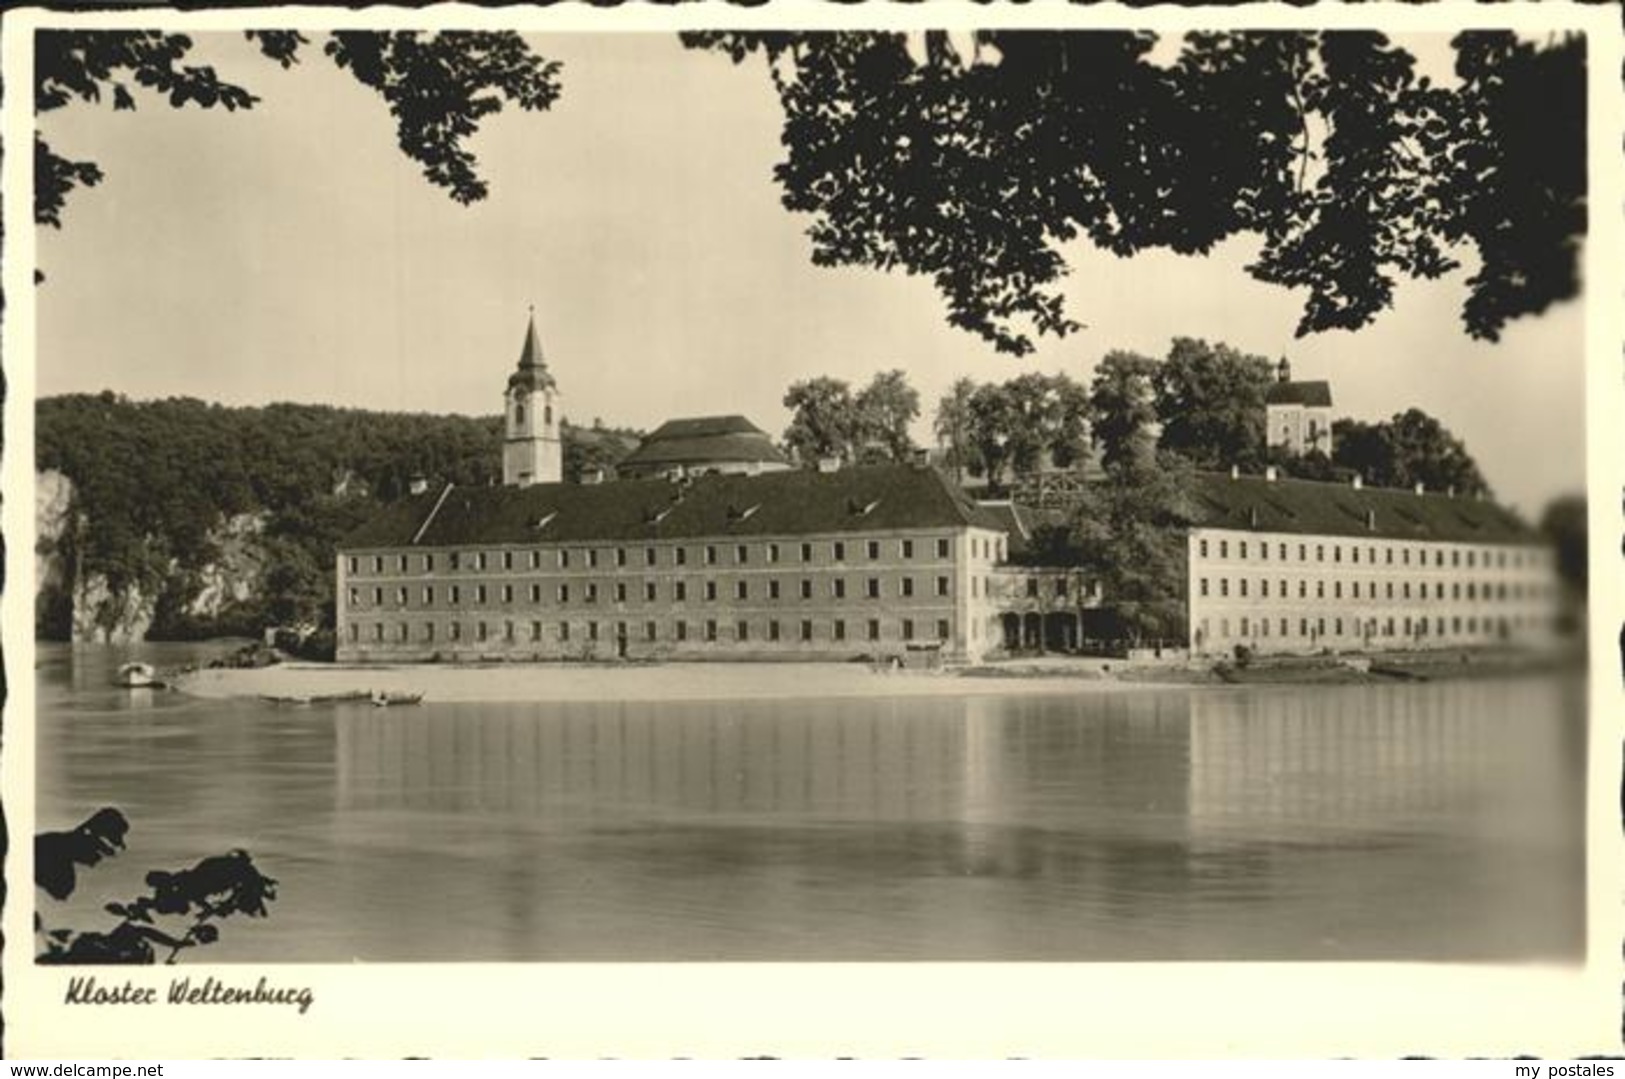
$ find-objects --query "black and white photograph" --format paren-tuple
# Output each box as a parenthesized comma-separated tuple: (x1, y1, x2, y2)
(5, 1, 1621, 1059)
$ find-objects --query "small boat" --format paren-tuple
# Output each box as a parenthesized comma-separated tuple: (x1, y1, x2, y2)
(370, 691, 423, 707)
(115, 662, 164, 689)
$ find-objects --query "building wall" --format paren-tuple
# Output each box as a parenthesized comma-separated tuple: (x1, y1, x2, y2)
(337, 524, 1004, 664)
(1185, 526, 1562, 657)
(618, 459, 793, 481)
(1267, 402, 1335, 456)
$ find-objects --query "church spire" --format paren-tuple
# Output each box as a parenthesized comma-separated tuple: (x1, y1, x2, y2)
(509, 306, 556, 393)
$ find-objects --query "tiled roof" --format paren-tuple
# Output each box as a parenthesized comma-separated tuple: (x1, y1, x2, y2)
(342, 464, 992, 549)
(618, 414, 788, 470)
(1265, 380, 1332, 407)
(1189, 472, 1537, 546)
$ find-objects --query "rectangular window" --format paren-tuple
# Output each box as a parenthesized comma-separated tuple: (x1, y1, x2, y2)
(645, 547, 657, 567)
(645, 581, 657, 602)
(504, 621, 515, 642)
(676, 621, 688, 642)
(475, 552, 487, 571)
(558, 583, 569, 603)
(450, 552, 462, 571)
(348, 556, 359, 575)
(867, 619, 881, 641)
(902, 539, 914, 559)
(706, 619, 718, 642)
(645, 621, 657, 642)
(800, 620, 813, 642)
(834, 619, 846, 642)
(588, 622, 599, 641)
(1219, 540, 1228, 558)
(398, 587, 409, 605)
(1261, 579, 1270, 598)
(350, 587, 361, 606)
(615, 582, 628, 603)
(615, 548, 627, 567)
(1334, 545, 1342, 563)
(736, 620, 749, 642)
(1333, 581, 1341, 599)
(1316, 581, 1325, 598)
(529, 551, 540, 570)
(1261, 543, 1269, 562)
(936, 618, 949, 640)
(1027, 578, 1040, 598)
(801, 542, 814, 562)
(833, 541, 846, 562)
(477, 622, 488, 642)
(501, 584, 513, 603)
(424, 586, 436, 605)
(768, 543, 781, 563)
(1219, 579, 1228, 598)
(531, 621, 542, 641)
(585, 583, 598, 603)
(705, 581, 718, 601)
(1240, 579, 1249, 598)
(399, 554, 410, 572)
(372, 623, 384, 642)
(427, 622, 437, 642)
(587, 550, 599, 569)
(769, 620, 781, 642)
(451, 622, 462, 641)
(902, 577, 915, 597)
(800, 579, 813, 600)
(474, 585, 486, 604)
(936, 576, 950, 597)
(1279, 544, 1287, 560)
(675, 547, 687, 566)
(1200, 539, 1209, 558)
(833, 579, 846, 599)
(374, 556, 384, 573)
(1299, 544, 1307, 561)
(675, 581, 687, 601)
(1352, 547, 1360, 564)
(451, 585, 462, 604)
(867, 540, 881, 560)
(706, 545, 718, 565)
(867, 578, 881, 599)
(769, 579, 781, 600)
(530, 584, 541, 603)
(1200, 578, 1209, 597)
(373, 587, 384, 605)
(902, 619, 915, 641)
(425, 554, 435, 572)
(1240, 541, 1248, 559)
(936, 538, 950, 558)
(736, 580, 749, 600)
(559, 621, 569, 642)
(737, 544, 749, 565)
(503, 551, 514, 570)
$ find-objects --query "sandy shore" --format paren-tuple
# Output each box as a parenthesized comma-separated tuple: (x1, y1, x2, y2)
(174, 657, 1152, 705)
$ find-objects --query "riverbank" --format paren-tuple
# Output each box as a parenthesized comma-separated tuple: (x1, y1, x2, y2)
(174, 657, 1151, 705)
(171, 644, 1584, 704)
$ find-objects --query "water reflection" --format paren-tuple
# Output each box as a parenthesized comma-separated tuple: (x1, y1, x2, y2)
(37, 644, 1585, 962)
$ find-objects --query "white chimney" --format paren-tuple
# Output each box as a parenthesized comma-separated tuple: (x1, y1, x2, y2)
(1265, 466, 1278, 483)
(1352, 475, 1363, 490)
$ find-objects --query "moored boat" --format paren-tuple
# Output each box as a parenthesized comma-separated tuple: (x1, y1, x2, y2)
(115, 662, 164, 689)
(370, 691, 423, 707)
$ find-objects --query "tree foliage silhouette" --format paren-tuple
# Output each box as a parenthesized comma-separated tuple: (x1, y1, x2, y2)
(34, 29, 562, 234)
(36, 808, 279, 964)
(685, 30, 1585, 354)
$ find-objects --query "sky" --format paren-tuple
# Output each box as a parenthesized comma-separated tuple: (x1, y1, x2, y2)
(33, 31, 1587, 517)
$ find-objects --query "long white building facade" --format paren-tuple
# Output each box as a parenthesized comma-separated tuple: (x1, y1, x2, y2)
(1186, 470, 1561, 657)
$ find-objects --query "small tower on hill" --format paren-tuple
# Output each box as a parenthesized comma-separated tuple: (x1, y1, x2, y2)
(502, 308, 562, 487)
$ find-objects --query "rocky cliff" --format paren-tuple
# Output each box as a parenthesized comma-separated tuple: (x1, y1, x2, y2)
(35, 470, 270, 643)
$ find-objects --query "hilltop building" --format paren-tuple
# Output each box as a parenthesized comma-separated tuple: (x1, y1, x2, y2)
(334, 318, 1559, 664)
(1266, 357, 1335, 456)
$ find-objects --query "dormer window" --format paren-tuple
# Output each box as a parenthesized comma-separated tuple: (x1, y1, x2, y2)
(515, 402, 526, 427)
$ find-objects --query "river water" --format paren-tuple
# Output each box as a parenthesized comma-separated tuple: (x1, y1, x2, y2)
(34, 643, 1586, 962)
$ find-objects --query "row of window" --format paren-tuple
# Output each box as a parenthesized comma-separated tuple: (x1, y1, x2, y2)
(347, 616, 954, 646)
(348, 536, 962, 577)
(1196, 536, 1543, 571)
(1196, 577, 1552, 603)
(1198, 611, 1551, 643)
(348, 575, 957, 610)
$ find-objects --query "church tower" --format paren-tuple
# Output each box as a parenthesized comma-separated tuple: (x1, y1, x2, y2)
(502, 309, 562, 487)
